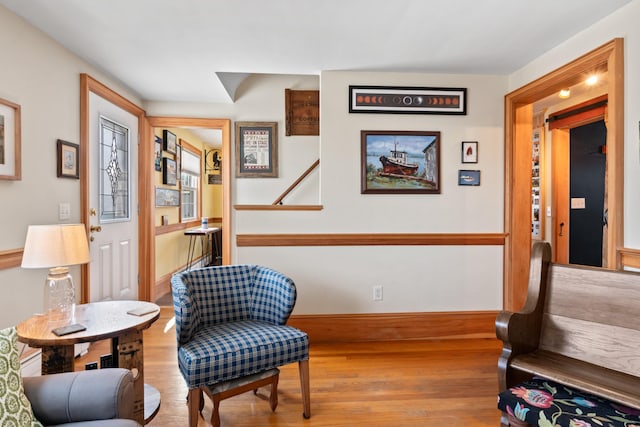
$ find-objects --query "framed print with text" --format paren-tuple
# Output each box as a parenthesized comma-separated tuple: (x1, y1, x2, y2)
(235, 121, 278, 178)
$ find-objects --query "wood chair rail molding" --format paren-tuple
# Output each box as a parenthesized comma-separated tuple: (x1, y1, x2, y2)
(234, 205, 323, 211)
(0, 248, 23, 269)
(236, 233, 507, 247)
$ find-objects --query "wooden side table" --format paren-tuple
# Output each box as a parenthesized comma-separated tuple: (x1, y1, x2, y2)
(17, 300, 161, 425)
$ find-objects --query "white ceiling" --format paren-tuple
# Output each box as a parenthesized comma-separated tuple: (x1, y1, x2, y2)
(0, 0, 632, 105)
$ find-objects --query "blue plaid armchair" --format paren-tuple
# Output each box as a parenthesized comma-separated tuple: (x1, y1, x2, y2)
(171, 265, 310, 427)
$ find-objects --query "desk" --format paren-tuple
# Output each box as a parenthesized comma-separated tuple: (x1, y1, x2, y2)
(17, 300, 161, 425)
(184, 227, 221, 270)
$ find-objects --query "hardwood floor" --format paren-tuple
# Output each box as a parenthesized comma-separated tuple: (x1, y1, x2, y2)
(76, 307, 502, 426)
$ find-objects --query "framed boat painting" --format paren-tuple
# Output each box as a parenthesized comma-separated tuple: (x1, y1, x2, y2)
(361, 130, 440, 194)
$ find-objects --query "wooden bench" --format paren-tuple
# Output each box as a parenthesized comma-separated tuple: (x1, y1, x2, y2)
(496, 241, 640, 427)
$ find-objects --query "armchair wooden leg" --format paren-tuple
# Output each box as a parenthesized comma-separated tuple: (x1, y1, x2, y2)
(269, 374, 279, 411)
(188, 388, 201, 427)
(211, 396, 221, 427)
(298, 359, 311, 419)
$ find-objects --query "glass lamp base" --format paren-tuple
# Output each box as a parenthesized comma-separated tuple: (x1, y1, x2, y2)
(45, 267, 76, 326)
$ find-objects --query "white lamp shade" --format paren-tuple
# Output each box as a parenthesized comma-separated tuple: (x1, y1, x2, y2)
(21, 224, 91, 269)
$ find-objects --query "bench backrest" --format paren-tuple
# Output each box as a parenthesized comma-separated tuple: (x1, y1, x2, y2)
(540, 262, 640, 376)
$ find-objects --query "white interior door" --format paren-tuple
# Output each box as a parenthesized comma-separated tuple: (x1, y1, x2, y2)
(88, 92, 138, 302)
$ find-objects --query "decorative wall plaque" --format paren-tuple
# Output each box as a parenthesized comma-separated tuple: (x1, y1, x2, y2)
(285, 89, 319, 136)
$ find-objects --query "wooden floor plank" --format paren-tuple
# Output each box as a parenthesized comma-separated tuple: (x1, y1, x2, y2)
(76, 307, 502, 426)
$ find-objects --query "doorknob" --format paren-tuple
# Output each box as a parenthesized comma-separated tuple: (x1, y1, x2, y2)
(559, 222, 565, 236)
(90, 225, 102, 233)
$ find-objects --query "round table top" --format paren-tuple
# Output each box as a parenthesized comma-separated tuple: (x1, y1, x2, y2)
(16, 300, 160, 347)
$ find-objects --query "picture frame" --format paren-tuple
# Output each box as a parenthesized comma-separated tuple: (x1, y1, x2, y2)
(235, 121, 278, 178)
(163, 129, 177, 154)
(458, 170, 481, 186)
(349, 85, 466, 115)
(461, 141, 478, 163)
(176, 139, 182, 178)
(155, 187, 180, 207)
(163, 157, 177, 185)
(361, 130, 440, 194)
(56, 139, 79, 179)
(154, 136, 162, 171)
(0, 97, 21, 180)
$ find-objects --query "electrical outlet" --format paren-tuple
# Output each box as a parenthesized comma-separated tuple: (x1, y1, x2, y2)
(373, 285, 383, 301)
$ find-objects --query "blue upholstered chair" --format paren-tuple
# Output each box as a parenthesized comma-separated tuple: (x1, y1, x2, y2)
(171, 265, 310, 427)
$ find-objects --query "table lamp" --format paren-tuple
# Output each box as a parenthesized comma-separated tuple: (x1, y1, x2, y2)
(21, 224, 90, 325)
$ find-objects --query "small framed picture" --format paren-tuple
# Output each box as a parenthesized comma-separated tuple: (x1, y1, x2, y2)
(461, 141, 478, 163)
(163, 129, 177, 154)
(458, 170, 480, 186)
(57, 139, 79, 179)
(235, 121, 278, 178)
(163, 157, 177, 185)
(154, 136, 162, 171)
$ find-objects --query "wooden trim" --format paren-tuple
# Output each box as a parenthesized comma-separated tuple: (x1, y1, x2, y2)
(548, 94, 607, 130)
(237, 233, 506, 247)
(0, 248, 23, 269)
(153, 271, 172, 303)
(154, 218, 222, 236)
(504, 38, 624, 311)
(620, 248, 640, 270)
(551, 129, 570, 263)
(287, 311, 498, 343)
(234, 204, 323, 211)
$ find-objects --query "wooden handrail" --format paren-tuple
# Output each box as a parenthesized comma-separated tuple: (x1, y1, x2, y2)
(272, 159, 320, 205)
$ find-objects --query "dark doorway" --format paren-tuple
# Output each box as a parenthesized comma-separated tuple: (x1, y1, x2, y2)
(569, 120, 606, 267)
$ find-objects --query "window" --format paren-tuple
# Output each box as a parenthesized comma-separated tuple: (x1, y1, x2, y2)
(180, 147, 201, 222)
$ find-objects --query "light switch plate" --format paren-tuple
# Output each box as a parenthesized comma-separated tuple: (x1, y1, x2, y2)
(59, 203, 71, 220)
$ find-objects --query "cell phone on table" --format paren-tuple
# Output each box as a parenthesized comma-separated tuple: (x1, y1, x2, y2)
(52, 323, 86, 336)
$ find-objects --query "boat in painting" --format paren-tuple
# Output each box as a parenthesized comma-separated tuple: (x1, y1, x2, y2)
(379, 142, 418, 176)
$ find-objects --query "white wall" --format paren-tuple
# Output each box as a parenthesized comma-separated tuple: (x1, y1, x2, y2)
(230, 71, 507, 314)
(152, 71, 507, 314)
(0, 6, 141, 327)
(509, 0, 640, 249)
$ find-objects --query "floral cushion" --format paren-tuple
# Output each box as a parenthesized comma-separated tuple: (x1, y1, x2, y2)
(498, 377, 640, 427)
(0, 326, 43, 427)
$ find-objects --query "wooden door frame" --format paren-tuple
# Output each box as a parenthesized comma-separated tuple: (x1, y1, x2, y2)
(79, 74, 149, 302)
(146, 116, 232, 275)
(504, 38, 624, 311)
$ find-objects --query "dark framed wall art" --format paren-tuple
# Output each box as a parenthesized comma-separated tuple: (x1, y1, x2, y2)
(57, 139, 79, 179)
(163, 129, 177, 154)
(163, 157, 177, 185)
(458, 170, 481, 186)
(235, 121, 278, 178)
(361, 130, 440, 194)
(350, 86, 466, 115)
(461, 141, 478, 163)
